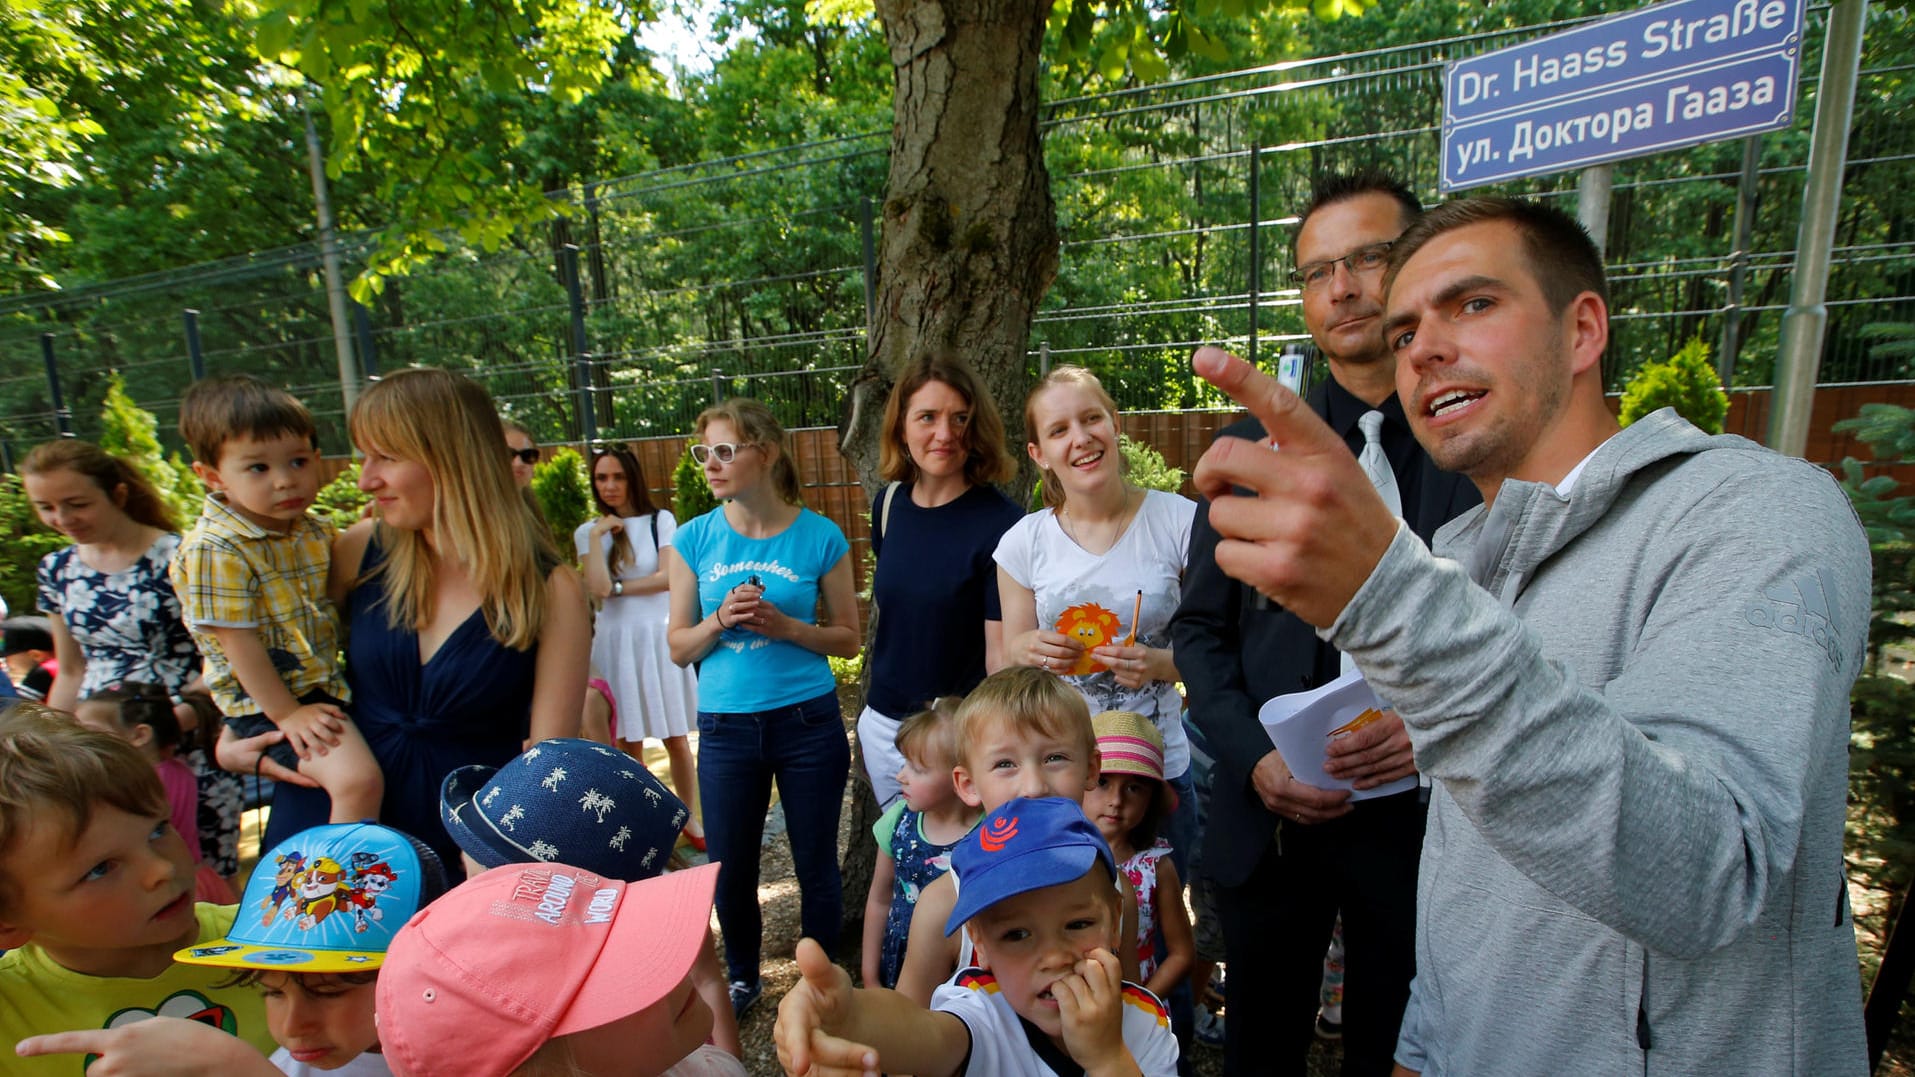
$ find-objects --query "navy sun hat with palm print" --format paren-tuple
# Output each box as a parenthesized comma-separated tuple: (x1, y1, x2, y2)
(440, 738, 688, 881)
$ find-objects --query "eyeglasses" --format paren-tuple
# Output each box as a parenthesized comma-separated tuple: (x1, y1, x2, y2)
(1290, 241, 1395, 292)
(508, 448, 540, 465)
(690, 443, 753, 465)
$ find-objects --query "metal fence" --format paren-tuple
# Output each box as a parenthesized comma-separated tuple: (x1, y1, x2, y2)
(1, 2, 1910, 458)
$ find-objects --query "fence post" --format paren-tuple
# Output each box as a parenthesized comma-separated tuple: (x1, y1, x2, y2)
(352, 300, 378, 379)
(1248, 141, 1261, 369)
(41, 334, 71, 437)
(860, 197, 878, 341)
(711, 369, 724, 405)
(1040, 341, 1051, 377)
(560, 244, 597, 446)
(183, 310, 205, 381)
(1716, 136, 1762, 388)
(1770, 0, 1868, 456)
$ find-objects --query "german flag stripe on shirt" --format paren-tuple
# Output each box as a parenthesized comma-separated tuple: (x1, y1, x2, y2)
(1122, 984, 1170, 1027)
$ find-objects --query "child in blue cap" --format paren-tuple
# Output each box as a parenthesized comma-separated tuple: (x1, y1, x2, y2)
(775, 796, 1178, 1077)
(16, 821, 446, 1076)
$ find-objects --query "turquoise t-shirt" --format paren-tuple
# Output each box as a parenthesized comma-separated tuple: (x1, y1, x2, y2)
(675, 505, 849, 713)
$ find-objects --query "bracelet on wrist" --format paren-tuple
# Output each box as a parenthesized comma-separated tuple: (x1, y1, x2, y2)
(716, 609, 730, 629)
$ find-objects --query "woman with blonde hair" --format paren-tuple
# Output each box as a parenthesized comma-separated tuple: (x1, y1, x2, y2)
(858, 352, 1022, 807)
(256, 368, 589, 868)
(994, 365, 1198, 861)
(666, 397, 858, 1017)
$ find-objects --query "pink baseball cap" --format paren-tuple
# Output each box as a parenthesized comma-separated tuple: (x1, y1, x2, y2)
(376, 860, 718, 1077)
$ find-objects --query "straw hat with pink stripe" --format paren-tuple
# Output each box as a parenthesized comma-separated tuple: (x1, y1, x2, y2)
(1092, 709, 1173, 794)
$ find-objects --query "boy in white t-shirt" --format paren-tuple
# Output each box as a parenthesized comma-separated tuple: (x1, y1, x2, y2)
(775, 796, 1178, 1077)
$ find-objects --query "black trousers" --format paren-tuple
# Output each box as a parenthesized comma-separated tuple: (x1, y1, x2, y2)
(1215, 791, 1426, 1077)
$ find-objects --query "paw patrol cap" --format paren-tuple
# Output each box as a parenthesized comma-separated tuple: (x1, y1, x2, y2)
(440, 737, 688, 881)
(377, 860, 719, 1077)
(175, 822, 447, 973)
(945, 796, 1117, 936)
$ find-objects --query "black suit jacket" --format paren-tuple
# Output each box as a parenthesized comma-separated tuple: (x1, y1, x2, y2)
(1170, 384, 1481, 888)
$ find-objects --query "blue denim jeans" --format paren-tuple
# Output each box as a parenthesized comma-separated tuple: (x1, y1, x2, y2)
(697, 688, 850, 985)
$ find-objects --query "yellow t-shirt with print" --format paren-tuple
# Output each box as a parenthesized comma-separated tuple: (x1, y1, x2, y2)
(0, 903, 274, 1074)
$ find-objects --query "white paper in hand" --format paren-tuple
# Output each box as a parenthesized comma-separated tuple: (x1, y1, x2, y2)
(1259, 670, 1418, 801)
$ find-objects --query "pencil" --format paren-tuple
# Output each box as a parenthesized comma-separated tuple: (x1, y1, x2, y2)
(1125, 589, 1142, 646)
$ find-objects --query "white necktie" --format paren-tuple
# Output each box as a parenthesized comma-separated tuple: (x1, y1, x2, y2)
(1357, 410, 1402, 519)
(1343, 410, 1402, 676)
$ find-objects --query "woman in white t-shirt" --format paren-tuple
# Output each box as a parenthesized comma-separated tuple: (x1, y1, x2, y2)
(994, 366, 1197, 855)
(576, 444, 703, 848)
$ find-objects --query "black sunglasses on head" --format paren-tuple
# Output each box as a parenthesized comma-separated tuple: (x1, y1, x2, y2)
(509, 448, 540, 465)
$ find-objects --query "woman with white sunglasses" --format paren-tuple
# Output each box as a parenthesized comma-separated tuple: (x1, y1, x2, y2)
(665, 397, 859, 1020)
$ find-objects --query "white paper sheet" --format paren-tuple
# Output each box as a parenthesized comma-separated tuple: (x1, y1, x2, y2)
(1258, 669, 1418, 801)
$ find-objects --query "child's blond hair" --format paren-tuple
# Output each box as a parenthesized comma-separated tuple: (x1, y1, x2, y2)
(894, 695, 963, 771)
(0, 702, 165, 909)
(954, 667, 1094, 770)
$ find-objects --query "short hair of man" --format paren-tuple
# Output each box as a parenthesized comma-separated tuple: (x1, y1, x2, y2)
(0, 702, 166, 912)
(1294, 169, 1423, 253)
(896, 696, 964, 770)
(178, 374, 318, 466)
(1387, 197, 1609, 313)
(954, 667, 1095, 771)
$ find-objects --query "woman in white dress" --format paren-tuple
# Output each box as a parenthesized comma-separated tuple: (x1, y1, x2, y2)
(575, 443, 704, 846)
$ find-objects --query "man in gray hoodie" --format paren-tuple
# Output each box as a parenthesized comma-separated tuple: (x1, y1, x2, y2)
(1188, 197, 1869, 1075)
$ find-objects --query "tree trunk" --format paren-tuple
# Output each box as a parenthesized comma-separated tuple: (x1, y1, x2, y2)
(836, 0, 1060, 938)
(841, 0, 1060, 494)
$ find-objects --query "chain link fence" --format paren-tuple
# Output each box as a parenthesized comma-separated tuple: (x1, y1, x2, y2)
(1, 3, 1910, 458)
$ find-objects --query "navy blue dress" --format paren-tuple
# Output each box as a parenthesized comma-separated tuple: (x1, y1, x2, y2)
(263, 535, 538, 871)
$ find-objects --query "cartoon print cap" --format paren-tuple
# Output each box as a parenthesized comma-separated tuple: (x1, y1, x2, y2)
(377, 860, 719, 1077)
(175, 822, 447, 973)
(944, 796, 1117, 936)
(440, 738, 689, 881)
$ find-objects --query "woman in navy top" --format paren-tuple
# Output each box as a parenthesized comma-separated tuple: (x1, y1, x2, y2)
(257, 368, 590, 870)
(859, 354, 1021, 807)
(666, 396, 860, 1017)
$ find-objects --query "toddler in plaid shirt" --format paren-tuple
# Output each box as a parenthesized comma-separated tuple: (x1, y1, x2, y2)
(171, 375, 381, 823)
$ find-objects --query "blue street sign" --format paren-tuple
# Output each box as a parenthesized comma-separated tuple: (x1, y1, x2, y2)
(1441, 0, 1805, 191)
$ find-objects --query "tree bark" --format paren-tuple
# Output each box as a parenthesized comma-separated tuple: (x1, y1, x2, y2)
(836, 0, 1060, 936)
(840, 0, 1060, 493)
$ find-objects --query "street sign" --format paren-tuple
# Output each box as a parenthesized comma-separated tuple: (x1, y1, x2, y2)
(1441, 0, 1805, 191)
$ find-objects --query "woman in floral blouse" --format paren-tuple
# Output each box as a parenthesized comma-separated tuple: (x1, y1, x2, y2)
(20, 439, 241, 886)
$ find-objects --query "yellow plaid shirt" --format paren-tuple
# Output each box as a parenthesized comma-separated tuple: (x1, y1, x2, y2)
(170, 494, 348, 717)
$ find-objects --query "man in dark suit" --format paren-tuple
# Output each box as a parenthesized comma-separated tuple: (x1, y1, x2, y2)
(1170, 172, 1479, 1077)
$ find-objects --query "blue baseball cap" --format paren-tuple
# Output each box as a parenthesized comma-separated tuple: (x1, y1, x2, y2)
(944, 796, 1117, 936)
(440, 738, 689, 881)
(175, 822, 446, 973)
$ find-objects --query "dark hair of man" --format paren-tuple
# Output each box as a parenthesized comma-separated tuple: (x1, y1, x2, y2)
(1293, 169, 1423, 253)
(1386, 197, 1608, 314)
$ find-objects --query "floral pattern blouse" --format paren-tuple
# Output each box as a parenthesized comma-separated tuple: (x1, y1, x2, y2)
(36, 533, 201, 697)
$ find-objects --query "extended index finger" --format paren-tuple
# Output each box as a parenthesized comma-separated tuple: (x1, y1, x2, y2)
(16, 1029, 106, 1057)
(1192, 346, 1345, 458)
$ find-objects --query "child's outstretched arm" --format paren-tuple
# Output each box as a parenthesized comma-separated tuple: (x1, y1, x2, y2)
(1054, 948, 1145, 1077)
(860, 849, 896, 987)
(776, 938, 969, 1077)
(1144, 859, 1195, 1000)
(17, 1017, 281, 1077)
(894, 871, 961, 1005)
